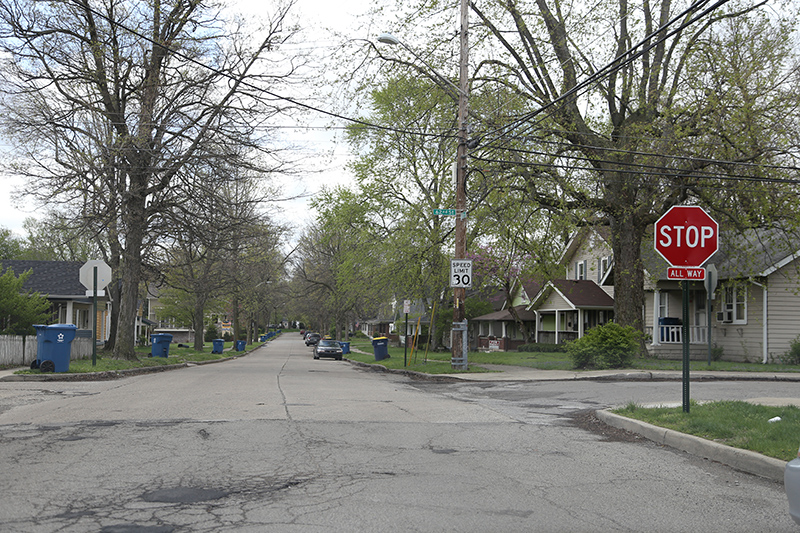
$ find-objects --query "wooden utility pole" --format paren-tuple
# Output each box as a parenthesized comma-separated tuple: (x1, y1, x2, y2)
(451, 0, 470, 370)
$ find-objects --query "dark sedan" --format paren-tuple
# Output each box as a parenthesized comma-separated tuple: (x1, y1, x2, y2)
(314, 339, 343, 360)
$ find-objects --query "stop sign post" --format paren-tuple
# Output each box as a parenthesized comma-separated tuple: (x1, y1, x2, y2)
(654, 206, 719, 414)
(80, 260, 112, 367)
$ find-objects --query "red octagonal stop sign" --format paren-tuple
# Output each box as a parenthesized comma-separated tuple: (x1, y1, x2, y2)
(654, 206, 718, 267)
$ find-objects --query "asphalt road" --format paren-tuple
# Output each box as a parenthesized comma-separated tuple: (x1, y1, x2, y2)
(0, 336, 796, 532)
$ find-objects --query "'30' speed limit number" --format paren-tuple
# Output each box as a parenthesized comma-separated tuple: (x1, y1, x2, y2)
(450, 259, 473, 288)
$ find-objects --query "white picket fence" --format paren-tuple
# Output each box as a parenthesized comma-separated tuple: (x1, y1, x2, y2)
(0, 334, 94, 367)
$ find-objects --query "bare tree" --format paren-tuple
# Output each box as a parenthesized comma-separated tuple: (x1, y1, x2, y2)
(0, 0, 301, 358)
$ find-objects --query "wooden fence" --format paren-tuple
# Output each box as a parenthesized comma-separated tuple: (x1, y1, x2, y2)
(0, 333, 94, 367)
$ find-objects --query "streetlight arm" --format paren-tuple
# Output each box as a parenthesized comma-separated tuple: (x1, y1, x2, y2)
(377, 33, 466, 103)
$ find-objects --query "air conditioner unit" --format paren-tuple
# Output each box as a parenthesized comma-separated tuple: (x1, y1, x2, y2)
(716, 310, 733, 323)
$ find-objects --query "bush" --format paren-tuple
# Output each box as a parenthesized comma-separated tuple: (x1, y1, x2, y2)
(782, 336, 800, 365)
(517, 343, 567, 353)
(204, 324, 219, 342)
(567, 323, 642, 369)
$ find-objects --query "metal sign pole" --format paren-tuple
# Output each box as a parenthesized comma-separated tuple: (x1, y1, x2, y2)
(682, 280, 690, 413)
(92, 267, 98, 367)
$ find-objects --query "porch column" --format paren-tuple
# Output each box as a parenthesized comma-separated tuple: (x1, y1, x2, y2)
(555, 310, 560, 345)
(578, 309, 584, 338)
(652, 289, 660, 346)
(534, 311, 539, 343)
(501, 321, 507, 338)
(65, 301, 74, 325)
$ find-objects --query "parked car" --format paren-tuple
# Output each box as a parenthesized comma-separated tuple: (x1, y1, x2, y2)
(785, 446, 800, 524)
(314, 339, 343, 360)
(304, 332, 321, 346)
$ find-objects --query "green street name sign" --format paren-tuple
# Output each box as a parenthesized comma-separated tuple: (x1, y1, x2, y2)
(433, 209, 457, 216)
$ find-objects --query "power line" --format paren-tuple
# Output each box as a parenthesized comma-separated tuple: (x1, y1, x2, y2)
(476, 0, 729, 147)
(62, 0, 448, 141)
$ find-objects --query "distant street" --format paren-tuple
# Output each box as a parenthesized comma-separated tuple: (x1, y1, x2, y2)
(0, 335, 796, 532)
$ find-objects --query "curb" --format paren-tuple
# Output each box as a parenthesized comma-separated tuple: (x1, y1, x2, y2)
(346, 359, 465, 382)
(0, 353, 245, 382)
(596, 409, 787, 482)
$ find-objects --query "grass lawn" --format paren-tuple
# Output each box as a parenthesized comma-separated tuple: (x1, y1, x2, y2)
(346, 337, 800, 374)
(613, 401, 800, 462)
(344, 338, 491, 374)
(16, 340, 259, 374)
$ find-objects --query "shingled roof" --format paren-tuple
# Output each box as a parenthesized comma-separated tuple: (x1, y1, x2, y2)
(531, 279, 615, 309)
(0, 260, 87, 298)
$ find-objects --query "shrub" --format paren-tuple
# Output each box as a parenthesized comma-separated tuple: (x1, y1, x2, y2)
(567, 323, 642, 369)
(204, 324, 219, 342)
(710, 344, 724, 362)
(782, 335, 800, 365)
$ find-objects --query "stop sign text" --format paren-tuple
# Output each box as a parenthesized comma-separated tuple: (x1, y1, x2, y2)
(654, 206, 719, 267)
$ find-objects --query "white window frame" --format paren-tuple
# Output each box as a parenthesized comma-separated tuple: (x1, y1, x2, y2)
(658, 291, 668, 318)
(724, 286, 747, 324)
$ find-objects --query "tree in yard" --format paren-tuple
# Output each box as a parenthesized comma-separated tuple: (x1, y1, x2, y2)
(18, 214, 102, 262)
(0, 0, 300, 359)
(368, 0, 800, 333)
(0, 267, 51, 335)
(0, 228, 24, 260)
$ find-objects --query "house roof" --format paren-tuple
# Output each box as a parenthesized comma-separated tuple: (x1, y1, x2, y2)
(0, 260, 88, 298)
(641, 227, 800, 281)
(472, 304, 538, 322)
(559, 225, 612, 266)
(530, 279, 615, 310)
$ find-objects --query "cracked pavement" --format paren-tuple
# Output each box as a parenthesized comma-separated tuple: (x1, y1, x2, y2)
(0, 337, 796, 532)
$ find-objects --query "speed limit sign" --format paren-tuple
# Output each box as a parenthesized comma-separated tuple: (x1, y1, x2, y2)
(450, 259, 473, 288)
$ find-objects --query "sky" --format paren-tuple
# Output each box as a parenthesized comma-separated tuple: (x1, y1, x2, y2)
(0, 0, 378, 239)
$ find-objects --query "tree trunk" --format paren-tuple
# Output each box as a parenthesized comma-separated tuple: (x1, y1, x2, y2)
(114, 253, 142, 360)
(193, 297, 206, 351)
(609, 210, 646, 333)
(113, 183, 146, 361)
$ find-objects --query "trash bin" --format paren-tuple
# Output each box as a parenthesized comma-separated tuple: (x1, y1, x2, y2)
(150, 333, 173, 357)
(32, 324, 77, 373)
(235, 340, 246, 351)
(339, 341, 350, 355)
(212, 338, 225, 354)
(372, 337, 389, 361)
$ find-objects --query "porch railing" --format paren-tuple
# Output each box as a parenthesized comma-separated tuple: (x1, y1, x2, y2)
(647, 326, 708, 345)
(536, 331, 579, 344)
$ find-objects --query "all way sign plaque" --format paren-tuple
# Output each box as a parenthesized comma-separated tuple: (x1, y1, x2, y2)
(667, 267, 706, 280)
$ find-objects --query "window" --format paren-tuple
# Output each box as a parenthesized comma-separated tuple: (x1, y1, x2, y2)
(575, 260, 586, 280)
(598, 256, 610, 282)
(657, 291, 668, 318)
(723, 286, 747, 324)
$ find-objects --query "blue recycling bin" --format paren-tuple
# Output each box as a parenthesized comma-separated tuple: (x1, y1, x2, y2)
(32, 324, 77, 373)
(339, 341, 350, 355)
(212, 339, 225, 354)
(372, 337, 389, 361)
(150, 333, 173, 357)
(235, 340, 246, 351)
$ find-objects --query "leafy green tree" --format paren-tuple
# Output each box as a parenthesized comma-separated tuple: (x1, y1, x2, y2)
(0, 228, 23, 260)
(366, 0, 800, 334)
(18, 215, 101, 261)
(0, 267, 51, 335)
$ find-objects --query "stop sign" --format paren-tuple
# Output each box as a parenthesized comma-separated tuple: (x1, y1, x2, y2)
(654, 206, 718, 267)
(80, 260, 112, 290)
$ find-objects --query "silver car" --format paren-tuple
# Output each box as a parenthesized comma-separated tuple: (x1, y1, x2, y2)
(314, 339, 343, 360)
(785, 447, 800, 524)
